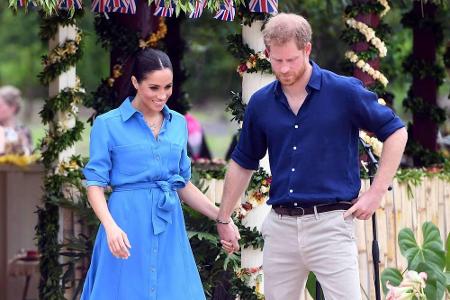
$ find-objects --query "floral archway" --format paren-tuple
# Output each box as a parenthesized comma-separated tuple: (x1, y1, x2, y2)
(4, 0, 450, 299)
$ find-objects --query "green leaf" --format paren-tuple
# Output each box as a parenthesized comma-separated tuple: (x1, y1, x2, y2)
(445, 271, 450, 293)
(381, 268, 403, 295)
(446, 233, 450, 271)
(306, 272, 324, 299)
(416, 262, 447, 300)
(399, 222, 445, 271)
(187, 231, 219, 245)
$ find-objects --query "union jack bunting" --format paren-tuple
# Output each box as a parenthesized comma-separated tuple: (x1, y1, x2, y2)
(112, 0, 136, 14)
(58, 0, 82, 10)
(91, 0, 109, 12)
(249, 0, 278, 13)
(214, 0, 235, 21)
(110, 0, 127, 9)
(154, 0, 175, 17)
(188, 0, 207, 19)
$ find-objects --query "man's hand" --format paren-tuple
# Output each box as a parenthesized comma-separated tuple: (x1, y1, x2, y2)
(343, 190, 384, 220)
(217, 220, 240, 254)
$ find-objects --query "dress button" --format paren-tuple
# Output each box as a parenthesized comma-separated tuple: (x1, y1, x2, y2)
(293, 146, 297, 150)
(289, 189, 293, 193)
(294, 125, 299, 129)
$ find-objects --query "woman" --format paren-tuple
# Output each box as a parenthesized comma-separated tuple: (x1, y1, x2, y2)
(0, 86, 33, 155)
(81, 49, 236, 299)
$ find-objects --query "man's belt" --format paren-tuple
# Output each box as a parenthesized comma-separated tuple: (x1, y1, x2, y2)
(272, 202, 353, 217)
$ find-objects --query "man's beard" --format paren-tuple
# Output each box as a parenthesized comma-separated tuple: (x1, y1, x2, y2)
(274, 68, 304, 86)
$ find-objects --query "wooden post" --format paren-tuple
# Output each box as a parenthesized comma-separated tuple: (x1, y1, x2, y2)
(240, 19, 273, 295)
(48, 24, 78, 299)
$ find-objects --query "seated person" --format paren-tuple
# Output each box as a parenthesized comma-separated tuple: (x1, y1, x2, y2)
(0, 86, 33, 155)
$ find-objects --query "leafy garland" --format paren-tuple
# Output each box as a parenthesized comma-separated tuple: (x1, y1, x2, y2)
(38, 9, 84, 40)
(38, 31, 83, 85)
(344, 0, 389, 18)
(342, 0, 391, 91)
(227, 34, 271, 77)
(444, 43, 450, 70)
(36, 12, 92, 299)
(401, 2, 447, 167)
(404, 133, 446, 167)
(342, 0, 391, 174)
(225, 91, 247, 123)
(402, 90, 447, 125)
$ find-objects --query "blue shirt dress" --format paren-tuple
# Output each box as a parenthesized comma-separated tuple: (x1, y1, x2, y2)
(80, 97, 206, 300)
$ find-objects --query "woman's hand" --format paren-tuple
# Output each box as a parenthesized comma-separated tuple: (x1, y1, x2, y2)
(105, 223, 131, 259)
(220, 219, 241, 254)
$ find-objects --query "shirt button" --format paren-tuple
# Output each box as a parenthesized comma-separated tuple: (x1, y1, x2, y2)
(151, 268, 155, 272)
(153, 248, 157, 253)
(291, 168, 295, 172)
(294, 125, 299, 129)
(151, 288, 155, 292)
(293, 146, 297, 150)
(156, 155, 160, 160)
(289, 189, 293, 193)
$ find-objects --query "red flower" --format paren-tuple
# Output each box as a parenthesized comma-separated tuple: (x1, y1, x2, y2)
(242, 202, 253, 211)
(238, 63, 248, 73)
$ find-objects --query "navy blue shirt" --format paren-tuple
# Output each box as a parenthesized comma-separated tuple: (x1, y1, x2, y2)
(231, 61, 405, 205)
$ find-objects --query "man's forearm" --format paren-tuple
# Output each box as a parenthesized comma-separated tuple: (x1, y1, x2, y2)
(218, 160, 254, 220)
(370, 127, 408, 195)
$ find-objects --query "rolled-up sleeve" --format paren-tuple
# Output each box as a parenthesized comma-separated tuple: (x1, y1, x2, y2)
(349, 79, 405, 141)
(231, 97, 267, 170)
(179, 120, 191, 182)
(83, 117, 112, 187)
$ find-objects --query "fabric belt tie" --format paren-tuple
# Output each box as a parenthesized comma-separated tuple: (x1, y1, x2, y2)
(113, 175, 186, 235)
(272, 202, 353, 217)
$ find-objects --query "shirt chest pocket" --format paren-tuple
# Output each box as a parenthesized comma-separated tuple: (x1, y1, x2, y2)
(167, 143, 183, 172)
(112, 143, 151, 175)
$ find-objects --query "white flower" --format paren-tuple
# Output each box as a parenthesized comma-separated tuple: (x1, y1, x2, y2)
(356, 60, 365, 68)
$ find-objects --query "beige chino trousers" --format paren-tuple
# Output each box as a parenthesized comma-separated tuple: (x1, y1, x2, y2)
(262, 209, 361, 300)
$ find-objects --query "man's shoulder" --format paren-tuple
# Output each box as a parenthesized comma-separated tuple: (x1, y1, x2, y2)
(250, 80, 277, 104)
(320, 68, 362, 90)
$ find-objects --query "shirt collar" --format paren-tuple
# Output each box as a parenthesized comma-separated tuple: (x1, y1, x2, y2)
(274, 60, 322, 96)
(119, 97, 173, 122)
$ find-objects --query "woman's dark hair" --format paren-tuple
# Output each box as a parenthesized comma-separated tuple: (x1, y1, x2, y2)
(132, 48, 173, 83)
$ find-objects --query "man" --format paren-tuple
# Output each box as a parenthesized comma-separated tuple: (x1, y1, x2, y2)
(216, 13, 407, 300)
